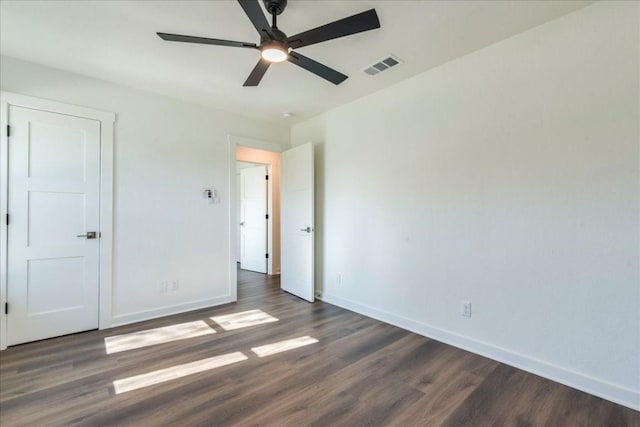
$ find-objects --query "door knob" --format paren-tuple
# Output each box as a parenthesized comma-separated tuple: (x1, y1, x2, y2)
(77, 231, 97, 239)
(300, 227, 312, 233)
(240, 222, 245, 226)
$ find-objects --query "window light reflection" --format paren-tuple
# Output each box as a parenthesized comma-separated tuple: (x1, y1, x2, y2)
(211, 309, 278, 331)
(104, 320, 215, 354)
(251, 336, 318, 357)
(113, 351, 248, 394)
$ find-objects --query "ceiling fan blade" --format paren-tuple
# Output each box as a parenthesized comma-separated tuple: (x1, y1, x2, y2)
(157, 33, 257, 49)
(237, 0, 275, 39)
(287, 51, 348, 85)
(243, 58, 271, 86)
(287, 9, 380, 49)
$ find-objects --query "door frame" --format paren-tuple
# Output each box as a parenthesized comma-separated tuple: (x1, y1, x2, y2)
(228, 135, 287, 302)
(0, 91, 115, 350)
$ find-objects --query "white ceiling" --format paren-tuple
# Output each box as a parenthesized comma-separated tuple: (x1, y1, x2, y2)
(0, 0, 592, 124)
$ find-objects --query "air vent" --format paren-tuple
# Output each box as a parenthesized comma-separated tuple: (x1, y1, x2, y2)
(363, 55, 402, 76)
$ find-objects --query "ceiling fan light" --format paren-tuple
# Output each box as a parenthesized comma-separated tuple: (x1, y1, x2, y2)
(261, 47, 288, 63)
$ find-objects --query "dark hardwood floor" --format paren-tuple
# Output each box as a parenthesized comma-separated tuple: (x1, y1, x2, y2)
(1, 269, 638, 426)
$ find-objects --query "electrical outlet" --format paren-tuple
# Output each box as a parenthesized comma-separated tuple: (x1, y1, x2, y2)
(158, 281, 168, 294)
(461, 301, 472, 317)
(336, 274, 341, 285)
(171, 280, 180, 291)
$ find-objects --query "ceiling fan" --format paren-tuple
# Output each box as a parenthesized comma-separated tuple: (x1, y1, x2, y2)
(157, 0, 381, 86)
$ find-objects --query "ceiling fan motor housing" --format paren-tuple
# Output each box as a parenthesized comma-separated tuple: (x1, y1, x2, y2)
(262, 27, 288, 44)
(263, 0, 287, 15)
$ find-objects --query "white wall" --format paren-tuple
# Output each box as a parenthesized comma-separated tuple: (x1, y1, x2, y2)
(292, 2, 639, 409)
(0, 56, 289, 325)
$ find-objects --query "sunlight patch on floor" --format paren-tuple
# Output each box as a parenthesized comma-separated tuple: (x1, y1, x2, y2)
(113, 351, 248, 394)
(211, 309, 278, 331)
(104, 320, 215, 354)
(251, 336, 319, 357)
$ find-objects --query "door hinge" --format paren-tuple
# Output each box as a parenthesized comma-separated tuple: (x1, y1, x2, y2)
(4, 303, 8, 315)
(5, 214, 8, 226)
(6, 125, 10, 138)
(265, 214, 269, 220)
(265, 175, 269, 180)
(265, 253, 269, 259)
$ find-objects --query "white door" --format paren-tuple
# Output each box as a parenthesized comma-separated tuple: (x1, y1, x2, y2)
(281, 142, 314, 302)
(7, 106, 101, 345)
(236, 170, 242, 262)
(240, 165, 267, 273)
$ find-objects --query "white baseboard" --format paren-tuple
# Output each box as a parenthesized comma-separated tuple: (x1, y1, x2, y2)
(109, 295, 234, 328)
(318, 292, 640, 411)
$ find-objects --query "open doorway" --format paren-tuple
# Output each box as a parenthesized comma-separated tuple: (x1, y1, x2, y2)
(228, 135, 285, 303)
(228, 136, 315, 304)
(235, 146, 282, 276)
(237, 161, 269, 273)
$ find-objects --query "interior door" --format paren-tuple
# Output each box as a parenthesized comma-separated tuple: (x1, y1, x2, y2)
(236, 169, 242, 262)
(240, 165, 267, 273)
(281, 142, 314, 302)
(7, 105, 101, 345)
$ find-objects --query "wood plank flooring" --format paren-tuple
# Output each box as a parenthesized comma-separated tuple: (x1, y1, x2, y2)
(1, 269, 638, 426)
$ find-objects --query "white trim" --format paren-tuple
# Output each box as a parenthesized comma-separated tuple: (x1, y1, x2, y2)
(0, 91, 115, 123)
(0, 95, 9, 351)
(98, 118, 114, 330)
(110, 296, 233, 328)
(266, 164, 273, 275)
(228, 139, 238, 303)
(318, 292, 640, 411)
(0, 91, 115, 350)
(229, 135, 288, 153)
